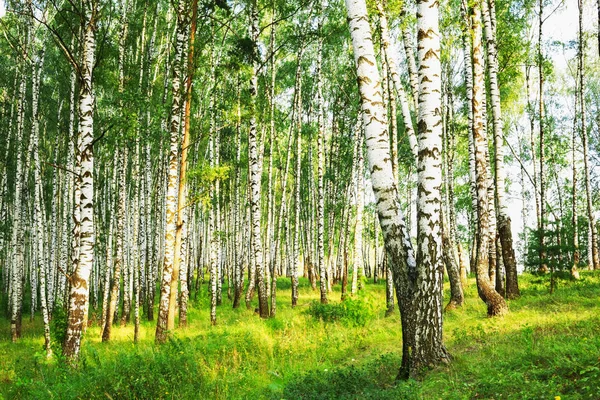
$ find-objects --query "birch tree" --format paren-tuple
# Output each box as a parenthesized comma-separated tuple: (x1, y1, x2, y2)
(471, 0, 508, 316)
(344, 0, 450, 378)
(63, 0, 98, 363)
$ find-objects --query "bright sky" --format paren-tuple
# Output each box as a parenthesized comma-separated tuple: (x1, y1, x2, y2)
(0, 1, 5, 18)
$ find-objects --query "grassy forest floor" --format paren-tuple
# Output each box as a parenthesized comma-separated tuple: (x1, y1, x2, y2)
(1, 271, 599, 399)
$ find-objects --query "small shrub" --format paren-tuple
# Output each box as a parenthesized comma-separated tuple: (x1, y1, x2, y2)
(307, 297, 374, 327)
(50, 303, 68, 357)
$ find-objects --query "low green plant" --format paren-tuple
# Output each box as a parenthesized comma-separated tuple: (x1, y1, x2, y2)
(307, 297, 374, 327)
(49, 302, 68, 358)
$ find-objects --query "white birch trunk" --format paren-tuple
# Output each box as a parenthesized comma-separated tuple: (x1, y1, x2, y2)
(64, 0, 98, 362)
(155, 0, 186, 343)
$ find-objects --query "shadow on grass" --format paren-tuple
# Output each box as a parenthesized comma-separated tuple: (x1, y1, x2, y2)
(270, 353, 422, 400)
(274, 312, 600, 400)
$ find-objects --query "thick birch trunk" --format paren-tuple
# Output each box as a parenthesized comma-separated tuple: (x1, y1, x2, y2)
(345, 0, 449, 378)
(63, 0, 97, 362)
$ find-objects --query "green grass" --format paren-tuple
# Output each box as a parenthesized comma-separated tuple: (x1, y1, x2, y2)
(1, 272, 599, 399)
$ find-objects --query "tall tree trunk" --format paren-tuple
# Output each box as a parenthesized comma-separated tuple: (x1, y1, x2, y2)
(482, 0, 519, 298)
(461, 0, 478, 274)
(442, 83, 464, 310)
(265, 10, 277, 308)
(352, 129, 365, 296)
(31, 48, 52, 356)
(248, 0, 269, 318)
(376, 0, 418, 160)
(155, 0, 186, 344)
(380, 28, 395, 316)
(572, 1, 582, 279)
(118, 0, 132, 326)
(471, 0, 508, 317)
(316, 16, 328, 305)
(100, 159, 117, 338)
(291, 49, 302, 308)
(175, 0, 198, 330)
(102, 148, 126, 342)
(10, 68, 26, 343)
(63, 0, 98, 363)
(233, 82, 244, 309)
(525, 66, 542, 271)
(209, 50, 219, 323)
(537, 0, 548, 273)
(411, 0, 450, 370)
(345, 0, 450, 379)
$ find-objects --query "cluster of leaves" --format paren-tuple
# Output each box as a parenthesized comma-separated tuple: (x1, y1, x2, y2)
(307, 297, 374, 327)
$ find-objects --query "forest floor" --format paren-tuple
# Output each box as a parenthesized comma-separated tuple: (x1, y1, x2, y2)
(1, 271, 599, 399)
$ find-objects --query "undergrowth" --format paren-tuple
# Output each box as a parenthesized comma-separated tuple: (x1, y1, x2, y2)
(0, 273, 599, 399)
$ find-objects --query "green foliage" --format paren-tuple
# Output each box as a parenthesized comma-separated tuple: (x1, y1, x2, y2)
(188, 162, 232, 207)
(50, 303, 68, 358)
(307, 297, 374, 327)
(524, 215, 590, 272)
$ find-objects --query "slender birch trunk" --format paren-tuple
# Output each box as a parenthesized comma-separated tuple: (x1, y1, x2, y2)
(352, 127, 364, 296)
(380, 29, 395, 316)
(525, 66, 542, 270)
(10, 70, 26, 343)
(445, 90, 468, 287)
(316, 20, 327, 304)
(63, 0, 98, 362)
(102, 148, 126, 342)
(376, 0, 418, 160)
(100, 159, 117, 338)
(442, 82, 464, 310)
(482, 0, 519, 298)
(537, 0, 548, 273)
(248, 0, 269, 317)
(471, 0, 508, 317)
(399, 1, 419, 111)
(233, 83, 244, 309)
(174, 0, 198, 330)
(461, 0, 478, 273)
(155, 0, 186, 344)
(291, 51, 302, 308)
(31, 48, 51, 356)
(572, 2, 582, 279)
